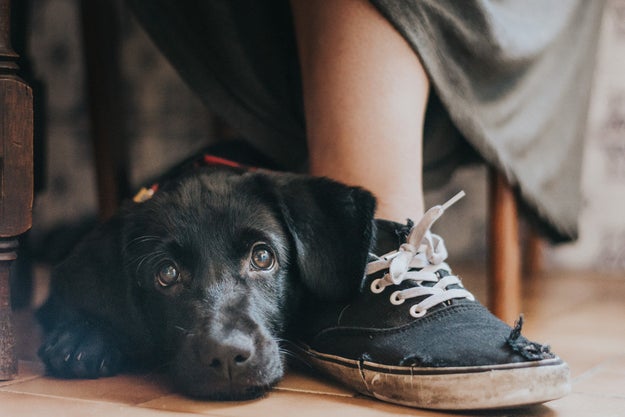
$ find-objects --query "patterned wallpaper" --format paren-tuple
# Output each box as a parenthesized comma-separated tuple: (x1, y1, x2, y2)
(549, 0, 625, 272)
(28, 0, 210, 235)
(24, 0, 625, 274)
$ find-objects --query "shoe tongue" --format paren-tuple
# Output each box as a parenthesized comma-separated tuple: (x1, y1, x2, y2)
(372, 219, 413, 255)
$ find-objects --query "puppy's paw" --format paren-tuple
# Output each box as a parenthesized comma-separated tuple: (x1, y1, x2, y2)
(38, 320, 123, 379)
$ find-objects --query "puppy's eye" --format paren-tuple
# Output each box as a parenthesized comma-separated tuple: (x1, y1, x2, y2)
(156, 263, 180, 287)
(250, 243, 275, 270)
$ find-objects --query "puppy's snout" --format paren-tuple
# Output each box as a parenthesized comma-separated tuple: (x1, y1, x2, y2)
(200, 333, 255, 377)
(174, 324, 283, 399)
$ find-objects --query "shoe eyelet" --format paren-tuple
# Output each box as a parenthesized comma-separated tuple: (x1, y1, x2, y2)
(370, 279, 384, 294)
(409, 305, 427, 318)
(390, 291, 404, 305)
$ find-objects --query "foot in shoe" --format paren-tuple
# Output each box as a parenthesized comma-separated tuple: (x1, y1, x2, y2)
(293, 192, 571, 410)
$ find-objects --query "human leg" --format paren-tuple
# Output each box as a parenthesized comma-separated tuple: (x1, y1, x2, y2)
(288, 0, 570, 410)
(290, 0, 429, 222)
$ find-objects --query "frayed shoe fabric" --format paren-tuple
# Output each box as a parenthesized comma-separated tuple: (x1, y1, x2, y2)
(293, 192, 571, 410)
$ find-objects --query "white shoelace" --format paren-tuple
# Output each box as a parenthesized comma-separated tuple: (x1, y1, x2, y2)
(367, 191, 475, 318)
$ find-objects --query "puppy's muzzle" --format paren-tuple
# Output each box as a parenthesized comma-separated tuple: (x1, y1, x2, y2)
(199, 331, 254, 378)
(172, 324, 283, 400)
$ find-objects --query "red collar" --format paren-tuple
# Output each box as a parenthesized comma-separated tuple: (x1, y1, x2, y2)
(133, 154, 252, 203)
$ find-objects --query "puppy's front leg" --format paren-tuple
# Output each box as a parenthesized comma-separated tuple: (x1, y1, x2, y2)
(39, 315, 123, 379)
(38, 214, 142, 379)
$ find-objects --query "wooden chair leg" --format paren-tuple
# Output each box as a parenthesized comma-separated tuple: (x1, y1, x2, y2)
(524, 228, 544, 276)
(0, 0, 34, 380)
(0, 242, 20, 380)
(488, 168, 521, 324)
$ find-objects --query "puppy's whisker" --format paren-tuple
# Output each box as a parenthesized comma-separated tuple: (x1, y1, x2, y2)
(126, 234, 162, 244)
(278, 348, 297, 359)
(174, 325, 192, 336)
(123, 235, 163, 251)
(129, 250, 170, 276)
(278, 348, 311, 368)
(277, 343, 298, 358)
(276, 339, 313, 367)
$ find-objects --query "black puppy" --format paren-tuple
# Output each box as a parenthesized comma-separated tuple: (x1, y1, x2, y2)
(38, 165, 375, 400)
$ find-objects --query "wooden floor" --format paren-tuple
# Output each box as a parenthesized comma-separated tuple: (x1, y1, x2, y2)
(2, 265, 625, 417)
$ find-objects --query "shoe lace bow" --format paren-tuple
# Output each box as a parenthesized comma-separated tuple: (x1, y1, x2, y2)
(367, 191, 475, 318)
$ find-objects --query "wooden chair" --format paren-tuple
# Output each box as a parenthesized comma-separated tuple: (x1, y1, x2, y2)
(488, 169, 522, 324)
(0, 0, 34, 380)
(0, 0, 530, 381)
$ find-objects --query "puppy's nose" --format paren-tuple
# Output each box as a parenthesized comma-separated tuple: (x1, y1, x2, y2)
(202, 334, 254, 377)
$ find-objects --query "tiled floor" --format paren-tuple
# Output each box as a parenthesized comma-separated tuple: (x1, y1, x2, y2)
(2, 265, 625, 417)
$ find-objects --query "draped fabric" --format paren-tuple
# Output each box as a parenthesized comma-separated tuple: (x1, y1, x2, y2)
(127, 0, 605, 240)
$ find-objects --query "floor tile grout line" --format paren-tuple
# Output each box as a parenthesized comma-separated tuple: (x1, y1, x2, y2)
(569, 390, 625, 401)
(272, 386, 355, 398)
(137, 401, 280, 417)
(133, 388, 356, 410)
(136, 403, 229, 417)
(571, 390, 625, 401)
(1, 390, 216, 417)
(0, 386, 168, 409)
(571, 353, 625, 385)
(0, 375, 46, 389)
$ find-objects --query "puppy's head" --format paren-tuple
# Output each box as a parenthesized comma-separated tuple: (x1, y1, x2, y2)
(122, 168, 375, 400)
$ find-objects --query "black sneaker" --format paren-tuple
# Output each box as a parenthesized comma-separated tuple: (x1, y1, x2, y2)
(292, 192, 570, 410)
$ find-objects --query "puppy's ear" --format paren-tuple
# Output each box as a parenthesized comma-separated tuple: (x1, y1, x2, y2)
(274, 174, 376, 300)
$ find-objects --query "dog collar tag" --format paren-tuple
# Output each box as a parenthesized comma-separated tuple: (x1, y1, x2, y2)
(133, 184, 159, 203)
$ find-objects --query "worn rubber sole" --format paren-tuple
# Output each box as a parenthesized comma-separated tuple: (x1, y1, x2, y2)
(293, 344, 571, 410)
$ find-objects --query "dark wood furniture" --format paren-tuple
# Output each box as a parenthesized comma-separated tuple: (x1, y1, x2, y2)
(0, 0, 33, 380)
(489, 169, 522, 324)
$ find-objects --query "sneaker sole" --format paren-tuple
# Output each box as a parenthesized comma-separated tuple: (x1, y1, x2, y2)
(293, 344, 571, 410)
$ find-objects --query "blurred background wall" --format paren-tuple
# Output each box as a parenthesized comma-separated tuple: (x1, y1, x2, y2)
(19, 0, 625, 279)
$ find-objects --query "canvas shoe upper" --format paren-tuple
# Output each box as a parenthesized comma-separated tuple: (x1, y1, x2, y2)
(293, 192, 571, 410)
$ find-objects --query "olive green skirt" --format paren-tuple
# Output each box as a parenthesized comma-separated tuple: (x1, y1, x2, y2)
(127, 0, 605, 241)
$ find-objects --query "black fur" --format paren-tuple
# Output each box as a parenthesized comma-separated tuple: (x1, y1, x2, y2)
(38, 166, 376, 400)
